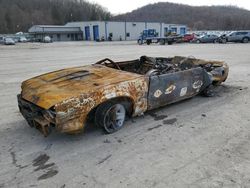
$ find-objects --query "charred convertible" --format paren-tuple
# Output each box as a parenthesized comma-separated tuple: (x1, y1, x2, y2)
(18, 56, 229, 136)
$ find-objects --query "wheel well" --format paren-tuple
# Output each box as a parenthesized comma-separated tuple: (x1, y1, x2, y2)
(86, 97, 134, 121)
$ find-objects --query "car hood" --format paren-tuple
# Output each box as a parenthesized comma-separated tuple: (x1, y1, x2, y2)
(21, 64, 142, 109)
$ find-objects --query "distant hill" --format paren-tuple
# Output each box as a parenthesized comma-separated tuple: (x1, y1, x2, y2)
(113, 2, 250, 30)
(1, 1, 250, 34)
(0, 0, 111, 34)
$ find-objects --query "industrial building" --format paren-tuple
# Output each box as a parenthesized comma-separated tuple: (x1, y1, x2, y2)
(28, 25, 83, 42)
(29, 21, 187, 42)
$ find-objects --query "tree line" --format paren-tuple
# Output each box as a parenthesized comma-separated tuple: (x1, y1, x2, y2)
(113, 2, 250, 30)
(1, 1, 250, 34)
(0, 0, 111, 34)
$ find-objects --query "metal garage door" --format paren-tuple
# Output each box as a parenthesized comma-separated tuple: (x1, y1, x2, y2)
(180, 27, 186, 35)
(85, 26, 90, 40)
(93, 25, 99, 41)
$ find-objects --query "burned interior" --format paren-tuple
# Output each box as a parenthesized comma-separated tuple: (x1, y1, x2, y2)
(96, 56, 228, 83)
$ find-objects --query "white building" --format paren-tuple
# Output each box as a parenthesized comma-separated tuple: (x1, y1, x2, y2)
(28, 25, 83, 42)
(66, 21, 187, 41)
(28, 21, 187, 42)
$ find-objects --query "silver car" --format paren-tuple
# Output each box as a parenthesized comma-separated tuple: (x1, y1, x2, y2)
(19, 37, 27, 43)
(0, 36, 4, 44)
(4, 37, 15, 45)
(195, 34, 219, 43)
(226, 31, 250, 43)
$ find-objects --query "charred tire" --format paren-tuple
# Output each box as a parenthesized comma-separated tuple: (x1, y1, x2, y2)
(202, 85, 215, 97)
(95, 102, 126, 134)
(242, 37, 249, 43)
(212, 80, 223, 86)
(213, 39, 218, 43)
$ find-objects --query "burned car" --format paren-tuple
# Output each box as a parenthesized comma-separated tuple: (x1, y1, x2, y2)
(18, 56, 229, 136)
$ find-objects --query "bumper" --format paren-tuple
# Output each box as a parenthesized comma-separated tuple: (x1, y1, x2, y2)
(17, 94, 54, 136)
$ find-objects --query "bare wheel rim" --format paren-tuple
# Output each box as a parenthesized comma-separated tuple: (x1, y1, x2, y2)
(104, 104, 126, 133)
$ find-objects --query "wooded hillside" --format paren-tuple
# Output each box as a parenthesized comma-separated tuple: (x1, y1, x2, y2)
(0, 0, 111, 34)
(1, 1, 250, 34)
(113, 2, 250, 30)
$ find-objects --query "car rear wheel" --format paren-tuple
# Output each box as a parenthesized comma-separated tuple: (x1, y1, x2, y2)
(95, 102, 126, 134)
(242, 37, 249, 43)
(196, 40, 201, 43)
(146, 39, 151, 45)
(159, 39, 166, 45)
(202, 85, 215, 97)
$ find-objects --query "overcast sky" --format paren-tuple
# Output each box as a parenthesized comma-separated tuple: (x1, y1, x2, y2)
(91, 0, 250, 14)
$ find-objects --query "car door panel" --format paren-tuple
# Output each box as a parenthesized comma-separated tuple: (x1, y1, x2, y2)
(229, 33, 237, 41)
(147, 67, 212, 110)
(207, 35, 212, 42)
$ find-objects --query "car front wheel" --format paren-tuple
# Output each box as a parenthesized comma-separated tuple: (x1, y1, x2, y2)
(95, 102, 126, 134)
(221, 38, 227, 44)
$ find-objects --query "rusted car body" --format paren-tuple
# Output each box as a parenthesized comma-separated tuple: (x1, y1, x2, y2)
(18, 56, 229, 136)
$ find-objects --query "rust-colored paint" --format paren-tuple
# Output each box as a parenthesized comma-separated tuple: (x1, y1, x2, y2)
(20, 64, 148, 135)
(54, 77, 148, 133)
(18, 56, 229, 136)
(21, 64, 146, 109)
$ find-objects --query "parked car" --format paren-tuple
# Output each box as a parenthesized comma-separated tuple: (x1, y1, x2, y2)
(224, 31, 250, 43)
(0, 36, 4, 44)
(183, 33, 195, 42)
(43, 36, 52, 43)
(13, 37, 20, 43)
(194, 34, 219, 43)
(19, 37, 27, 43)
(218, 34, 227, 44)
(18, 56, 229, 136)
(4, 37, 15, 45)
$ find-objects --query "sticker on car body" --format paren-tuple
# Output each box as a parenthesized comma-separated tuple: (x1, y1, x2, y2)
(192, 80, 203, 89)
(165, 85, 176, 94)
(180, 87, 187, 97)
(154, 89, 162, 98)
